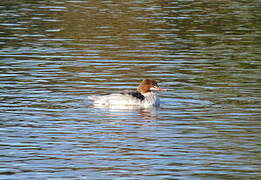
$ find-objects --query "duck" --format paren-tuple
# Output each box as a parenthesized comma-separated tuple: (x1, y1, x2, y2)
(88, 79, 165, 108)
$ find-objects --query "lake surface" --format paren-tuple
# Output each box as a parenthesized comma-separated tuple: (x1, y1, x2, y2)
(0, 0, 260, 179)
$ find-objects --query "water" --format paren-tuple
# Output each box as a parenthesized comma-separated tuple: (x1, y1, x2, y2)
(0, 0, 260, 179)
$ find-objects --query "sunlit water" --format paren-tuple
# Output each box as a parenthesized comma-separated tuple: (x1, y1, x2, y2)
(0, 0, 260, 179)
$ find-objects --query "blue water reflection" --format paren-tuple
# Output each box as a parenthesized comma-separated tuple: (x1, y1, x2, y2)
(0, 0, 260, 179)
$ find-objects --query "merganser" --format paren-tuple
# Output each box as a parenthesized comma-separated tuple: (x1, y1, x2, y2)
(89, 79, 165, 108)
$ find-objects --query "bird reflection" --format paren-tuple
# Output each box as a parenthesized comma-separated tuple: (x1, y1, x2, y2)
(92, 104, 160, 122)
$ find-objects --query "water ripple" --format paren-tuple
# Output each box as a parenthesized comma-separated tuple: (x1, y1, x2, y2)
(0, 0, 260, 179)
